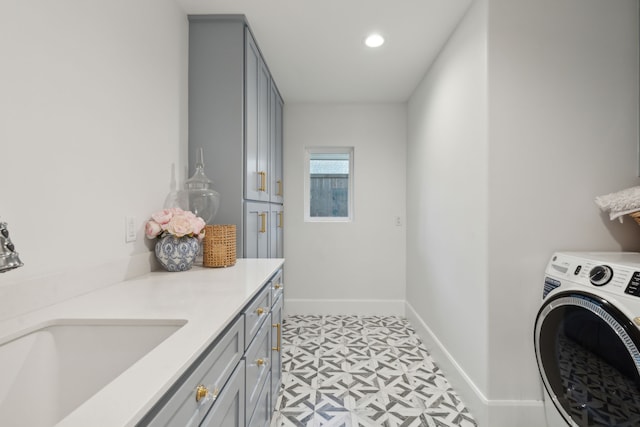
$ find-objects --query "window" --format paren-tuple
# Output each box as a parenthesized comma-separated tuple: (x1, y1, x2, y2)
(304, 147, 354, 222)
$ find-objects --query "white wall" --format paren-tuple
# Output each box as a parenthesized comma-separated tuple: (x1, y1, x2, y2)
(283, 104, 407, 315)
(0, 0, 188, 319)
(487, 0, 639, 413)
(407, 0, 639, 426)
(406, 0, 489, 412)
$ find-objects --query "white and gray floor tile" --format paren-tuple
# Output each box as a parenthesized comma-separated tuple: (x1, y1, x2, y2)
(270, 315, 478, 427)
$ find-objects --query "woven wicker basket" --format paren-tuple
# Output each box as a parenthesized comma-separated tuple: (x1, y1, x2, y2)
(630, 211, 640, 227)
(203, 225, 237, 268)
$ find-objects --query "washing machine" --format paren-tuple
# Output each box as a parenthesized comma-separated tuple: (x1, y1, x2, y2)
(534, 252, 640, 427)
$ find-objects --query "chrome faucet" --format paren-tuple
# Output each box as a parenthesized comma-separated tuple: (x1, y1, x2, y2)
(0, 222, 23, 272)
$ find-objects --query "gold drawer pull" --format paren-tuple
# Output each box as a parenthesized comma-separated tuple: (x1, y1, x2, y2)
(278, 211, 283, 228)
(258, 171, 267, 192)
(277, 180, 283, 196)
(256, 307, 265, 316)
(274, 283, 282, 290)
(272, 322, 281, 352)
(195, 385, 219, 403)
(256, 358, 265, 367)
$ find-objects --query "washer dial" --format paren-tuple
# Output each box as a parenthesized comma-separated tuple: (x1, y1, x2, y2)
(590, 265, 613, 286)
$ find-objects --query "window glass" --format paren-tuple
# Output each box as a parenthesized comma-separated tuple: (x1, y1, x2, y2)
(305, 148, 353, 221)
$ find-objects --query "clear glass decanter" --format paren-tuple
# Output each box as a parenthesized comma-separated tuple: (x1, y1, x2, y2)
(177, 148, 221, 224)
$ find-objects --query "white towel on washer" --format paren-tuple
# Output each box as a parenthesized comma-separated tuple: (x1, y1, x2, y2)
(595, 186, 640, 221)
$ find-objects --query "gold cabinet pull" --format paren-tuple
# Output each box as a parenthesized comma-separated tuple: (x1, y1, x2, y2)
(195, 385, 219, 403)
(258, 171, 267, 192)
(196, 385, 208, 402)
(277, 180, 283, 196)
(272, 322, 281, 352)
(274, 283, 281, 290)
(256, 358, 265, 367)
(259, 212, 267, 233)
(278, 211, 283, 228)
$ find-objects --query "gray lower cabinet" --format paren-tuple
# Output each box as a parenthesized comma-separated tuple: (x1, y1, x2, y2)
(142, 317, 244, 427)
(200, 361, 245, 427)
(248, 375, 271, 427)
(139, 268, 284, 427)
(271, 294, 283, 400)
(245, 314, 272, 424)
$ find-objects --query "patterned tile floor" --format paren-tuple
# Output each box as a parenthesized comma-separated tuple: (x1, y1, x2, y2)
(270, 315, 478, 427)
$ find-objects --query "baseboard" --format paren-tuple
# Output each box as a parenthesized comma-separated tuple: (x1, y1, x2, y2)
(284, 298, 406, 317)
(405, 302, 545, 427)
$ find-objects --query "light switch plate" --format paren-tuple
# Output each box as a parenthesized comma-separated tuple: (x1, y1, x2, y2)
(125, 216, 137, 242)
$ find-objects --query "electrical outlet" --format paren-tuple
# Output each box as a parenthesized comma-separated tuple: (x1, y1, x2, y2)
(125, 216, 137, 242)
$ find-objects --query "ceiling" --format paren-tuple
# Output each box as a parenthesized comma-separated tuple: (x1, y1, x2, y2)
(175, 0, 472, 103)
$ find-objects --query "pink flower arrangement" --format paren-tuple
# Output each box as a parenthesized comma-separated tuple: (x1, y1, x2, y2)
(145, 208, 206, 240)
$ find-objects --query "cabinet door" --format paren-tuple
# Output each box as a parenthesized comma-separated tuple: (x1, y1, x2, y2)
(245, 314, 272, 422)
(269, 204, 283, 259)
(200, 361, 245, 427)
(248, 374, 271, 427)
(244, 202, 269, 258)
(269, 83, 284, 204)
(245, 28, 271, 203)
(271, 294, 283, 406)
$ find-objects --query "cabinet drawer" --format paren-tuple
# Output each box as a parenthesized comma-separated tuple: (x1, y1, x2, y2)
(245, 314, 272, 421)
(270, 269, 283, 304)
(146, 317, 244, 427)
(244, 284, 271, 348)
(248, 372, 271, 427)
(199, 360, 245, 427)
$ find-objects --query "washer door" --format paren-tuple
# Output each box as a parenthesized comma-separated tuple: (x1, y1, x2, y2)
(534, 291, 640, 426)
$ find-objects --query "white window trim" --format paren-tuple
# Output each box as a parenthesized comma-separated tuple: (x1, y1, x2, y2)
(304, 146, 354, 222)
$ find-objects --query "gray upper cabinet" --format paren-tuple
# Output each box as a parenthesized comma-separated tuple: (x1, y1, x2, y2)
(188, 15, 284, 258)
(245, 32, 271, 203)
(269, 83, 284, 204)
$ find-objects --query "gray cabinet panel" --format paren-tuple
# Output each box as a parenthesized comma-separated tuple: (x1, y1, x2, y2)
(270, 84, 284, 204)
(244, 201, 269, 259)
(245, 315, 272, 421)
(188, 16, 246, 255)
(271, 294, 283, 403)
(269, 204, 283, 259)
(188, 15, 283, 259)
(243, 284, 271, 349)
(245, 31, 270, 202)
(200, 361, 245, 427)
(248, 374, 271, 427)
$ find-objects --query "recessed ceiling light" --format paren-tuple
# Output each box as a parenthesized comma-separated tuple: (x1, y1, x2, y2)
(364, 33, 385, 48)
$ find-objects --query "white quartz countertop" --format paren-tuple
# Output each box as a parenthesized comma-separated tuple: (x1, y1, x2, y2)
(0, 258, 285, 427)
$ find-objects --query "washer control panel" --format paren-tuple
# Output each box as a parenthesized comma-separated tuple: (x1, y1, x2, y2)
(546, 252, 640, 299)
(624, 272, 640, 297)
(589, 265, 613, 286)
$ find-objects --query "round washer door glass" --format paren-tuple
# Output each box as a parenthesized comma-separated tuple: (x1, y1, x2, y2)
(534, 291, 640, 426)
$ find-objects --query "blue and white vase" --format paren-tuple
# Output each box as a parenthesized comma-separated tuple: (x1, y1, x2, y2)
(155, 235, 199, 272)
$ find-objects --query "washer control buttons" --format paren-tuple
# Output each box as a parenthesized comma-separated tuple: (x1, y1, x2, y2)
(574, 265, 582, 275)
(625, 272, 640, 297)
(589, 265, 613, 286)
